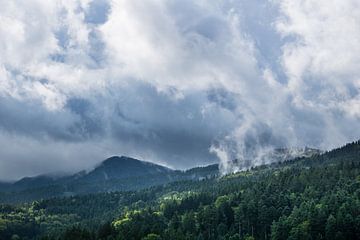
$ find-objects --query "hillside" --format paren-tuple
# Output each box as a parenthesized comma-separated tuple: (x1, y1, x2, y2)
(0, 147, 321, 203)
(0, 140, 359, 239)
(0, 156, 218, 203)
(82, 156, 172, 180)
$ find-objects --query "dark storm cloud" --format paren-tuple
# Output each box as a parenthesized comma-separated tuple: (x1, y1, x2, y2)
(0, 97, 82, 141)
(102, 82, 237, 168)
(0, 95, 106, 143)
(0, 79, 238, 178)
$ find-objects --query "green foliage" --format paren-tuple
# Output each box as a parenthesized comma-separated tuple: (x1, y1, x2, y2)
(142, 233, 162, 240)
(0, 140, 359, 240)
(61, 226, 94, 240)
(114, 209, 166, 240)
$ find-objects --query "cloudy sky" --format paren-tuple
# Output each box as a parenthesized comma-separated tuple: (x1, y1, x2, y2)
(0, 0, 359, 180)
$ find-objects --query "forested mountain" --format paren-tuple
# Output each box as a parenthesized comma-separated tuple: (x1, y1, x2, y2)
(0, 140, 359, 240)
(0, 148, 321, 204)
(82, 156, 173, 181)
(0, 156, 219, 203)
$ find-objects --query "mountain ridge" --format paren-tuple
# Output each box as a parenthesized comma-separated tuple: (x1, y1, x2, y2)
(0, 146, 329, 203)
(0, 155, 218, 203)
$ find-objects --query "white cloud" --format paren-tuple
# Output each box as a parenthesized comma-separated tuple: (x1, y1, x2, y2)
(0, 0, 104, 111)
(276, 0, 360, 110)
(0, 0, 359, 178)
(100, 0, 261, 93)
(0, 1, 59, 67)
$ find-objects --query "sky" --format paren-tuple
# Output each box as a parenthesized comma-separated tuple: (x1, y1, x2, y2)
(0, 0, 359, 180)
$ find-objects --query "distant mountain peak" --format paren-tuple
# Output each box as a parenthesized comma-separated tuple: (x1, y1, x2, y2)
(101, 156, 140, 165)
(82, 155, 173, 182)
(99, 155, 169, 169)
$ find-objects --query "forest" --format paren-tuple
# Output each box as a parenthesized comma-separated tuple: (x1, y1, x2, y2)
(0, 140, 359, 240)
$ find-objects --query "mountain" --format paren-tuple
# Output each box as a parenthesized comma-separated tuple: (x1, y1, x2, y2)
(0, 182, 11, 192)
(80, 156, 173, 182)
(1, 140, 359, 240)
(0, 156, 218, 203)
(183, 163, 219, 180)
(12, 175, 58, 192)
(0, 147, 322, 203)
(2, 156, 181, 195)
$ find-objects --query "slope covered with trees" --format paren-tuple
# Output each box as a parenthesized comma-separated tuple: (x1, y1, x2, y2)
(0, 140, 359, 240)
(0, 156, 219, 204)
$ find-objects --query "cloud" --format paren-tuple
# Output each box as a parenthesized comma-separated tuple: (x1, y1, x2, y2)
(210, 0, 360, 172)
(275, 0, 360, 143)
(0, 0, 359, 179)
